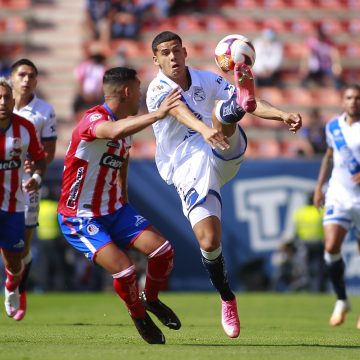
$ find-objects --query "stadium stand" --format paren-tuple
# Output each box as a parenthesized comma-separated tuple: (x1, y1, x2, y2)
(1, 0, 359, 158)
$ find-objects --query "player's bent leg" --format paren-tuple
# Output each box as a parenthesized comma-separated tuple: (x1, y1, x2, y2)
(234, 63, 256, 113)
(133, 230, 181, 330)
(112, 264, 165, 344)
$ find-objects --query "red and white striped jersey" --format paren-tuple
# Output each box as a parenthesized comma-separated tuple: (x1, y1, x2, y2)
(58, 105, 131, 218)
(0, 114, 45, 212)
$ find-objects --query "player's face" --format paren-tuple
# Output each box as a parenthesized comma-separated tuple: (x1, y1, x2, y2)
(343, 88, 360, 118)
(0, 85, 15, 122)
(153, 40, 187, 81)
(10, 64, 37, 97)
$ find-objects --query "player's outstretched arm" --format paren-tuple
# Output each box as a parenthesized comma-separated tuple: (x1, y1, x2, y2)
(96, 89, 181, 140)
(169, 101, 229, 150)
(252, 99, 302, 133)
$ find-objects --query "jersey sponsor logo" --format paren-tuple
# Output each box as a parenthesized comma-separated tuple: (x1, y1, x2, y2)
(134, 215, 146, 227)
(216, 76, 223, 84)
(0, 159, 21, 171)
(193, 86, 206, 101)
(86, 224, 99, 235)
(99, 153, 124, 169)
(89, 113, 102, 122)
(66, 167, 85, 209)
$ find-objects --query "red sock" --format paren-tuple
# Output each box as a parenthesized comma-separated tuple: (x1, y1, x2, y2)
(144, 241, 174, 301)
(112, 265, 145, 319)
(5, 265, 23, 291)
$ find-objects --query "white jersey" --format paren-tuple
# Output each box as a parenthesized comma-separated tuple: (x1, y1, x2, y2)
(326, 113, 360, 203)
(13, 94, 57, 140)
(146, 67, 234, 184)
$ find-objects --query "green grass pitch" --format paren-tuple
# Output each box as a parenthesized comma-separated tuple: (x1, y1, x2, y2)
(1, 292, 359, 360)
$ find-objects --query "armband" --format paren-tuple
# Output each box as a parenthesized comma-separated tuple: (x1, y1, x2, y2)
(32, 173, 42, 186)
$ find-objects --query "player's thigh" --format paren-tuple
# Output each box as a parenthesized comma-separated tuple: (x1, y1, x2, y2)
(323, 224, 348, 253)
(131, 225, 166, 255)
(94, 242, 132, 273)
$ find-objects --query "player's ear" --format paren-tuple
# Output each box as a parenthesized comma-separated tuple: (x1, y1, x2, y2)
(183, 47, 187, 58)
(153, 55, 160, 66)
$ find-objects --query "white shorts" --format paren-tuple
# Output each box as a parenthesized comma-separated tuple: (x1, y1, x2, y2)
(324, 195, 360, 237)
(23, 173, 41, 227)
(188, 192, 222, 228)
(173, 126, 246, 219)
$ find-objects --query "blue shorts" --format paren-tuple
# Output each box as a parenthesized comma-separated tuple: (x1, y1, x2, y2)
(0, 210, 25, 252)
(58, 203, 151, 261)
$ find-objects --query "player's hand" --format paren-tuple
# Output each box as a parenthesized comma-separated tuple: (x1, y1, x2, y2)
(202, 127, 229, 150)
(157, 88, 182, 119)
(313, 187, 324, 209)
(23, 177, 40, 194)
(351, 172, 360, 185)
(282, 113, 302, 133)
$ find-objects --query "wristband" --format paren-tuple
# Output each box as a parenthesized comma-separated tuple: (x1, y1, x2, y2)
(32, 173, 42, 186)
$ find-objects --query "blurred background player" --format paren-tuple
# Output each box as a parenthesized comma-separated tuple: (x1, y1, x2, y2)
(57, 67, 181, 344)
(10, 58, 57, 321)
(146, 31, 302, 338)
(313, 83, 360, 328)
(0, 78, 46, 319)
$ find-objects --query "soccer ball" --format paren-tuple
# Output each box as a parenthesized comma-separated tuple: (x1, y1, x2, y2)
(214, 34, 256, 73)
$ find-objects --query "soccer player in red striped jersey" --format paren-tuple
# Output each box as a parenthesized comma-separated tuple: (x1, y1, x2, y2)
(10, 58, 57, 321)
(0, 77, 46, 318)
(58, 67, 181, 344)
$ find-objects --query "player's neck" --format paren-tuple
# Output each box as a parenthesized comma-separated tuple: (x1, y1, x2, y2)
(345, 114, 359, 125)
(0, 117, 11, 129)
(14, 92, 34, 110)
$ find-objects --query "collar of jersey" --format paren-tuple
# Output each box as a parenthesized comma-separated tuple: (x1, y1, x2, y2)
(102, 102, 116, 121)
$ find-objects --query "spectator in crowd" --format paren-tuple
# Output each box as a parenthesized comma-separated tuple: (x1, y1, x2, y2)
(300, 24, 343, 90)
(10, 58, 56, 321)
(72, 46, 107, 116)
(82, 0, 112, 43)
(0, 77, 46, 319)
(252, 27, 284, 87)
(292, 193, 327, 292)
(296, 107, 327, 157)
(313, 83, 360, 328)
(107, 0, 153, 41)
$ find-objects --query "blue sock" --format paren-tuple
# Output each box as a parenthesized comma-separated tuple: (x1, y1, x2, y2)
(201, 253, 234, 301)
(215, 93, 245, 125)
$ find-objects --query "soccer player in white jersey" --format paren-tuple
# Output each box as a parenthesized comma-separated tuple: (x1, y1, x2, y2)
(313, 84, 360, 329)
(58, 67, 181, 344)
(9, 58, 57, 321)
(0, 78, 46, 318)
(146, 31, 302, 338)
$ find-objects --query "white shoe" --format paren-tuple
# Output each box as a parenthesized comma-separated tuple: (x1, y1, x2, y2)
(4, 287, 20, 317)
(329, 299, 351, 326)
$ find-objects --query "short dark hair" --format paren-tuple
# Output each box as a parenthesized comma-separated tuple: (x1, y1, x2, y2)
(103, 67, 137, 86)
(344, 83, 360, 93)
(10, 58, 38, 75)
(152, 31, 182, 54)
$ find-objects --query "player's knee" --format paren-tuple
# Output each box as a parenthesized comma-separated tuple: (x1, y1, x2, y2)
(215, 94, 245, 125)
